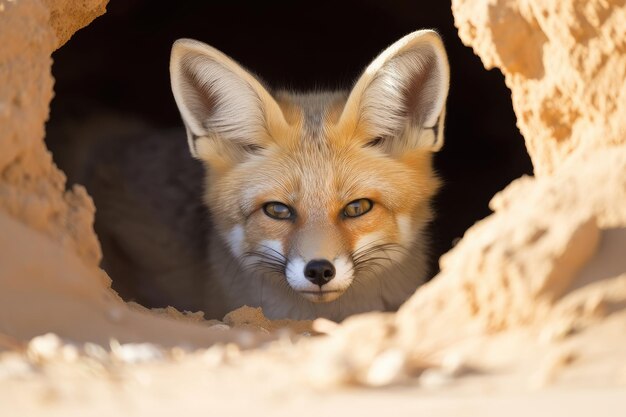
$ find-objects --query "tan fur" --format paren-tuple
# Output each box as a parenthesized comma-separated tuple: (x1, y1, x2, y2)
(170, 30, 449, 320)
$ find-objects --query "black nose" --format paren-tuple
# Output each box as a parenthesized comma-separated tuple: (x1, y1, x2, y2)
(304, 259, 336, 286)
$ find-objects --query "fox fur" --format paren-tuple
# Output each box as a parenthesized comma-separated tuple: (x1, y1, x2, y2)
(166, 30, 450, 320)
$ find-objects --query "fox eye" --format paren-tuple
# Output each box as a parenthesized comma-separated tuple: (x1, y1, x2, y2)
(263, 202, 294, 220)
(343, 199, 373, 218)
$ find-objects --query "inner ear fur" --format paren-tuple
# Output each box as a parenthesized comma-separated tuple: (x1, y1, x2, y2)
(169, 38, 286, 159)
(340, 30, 450, 152)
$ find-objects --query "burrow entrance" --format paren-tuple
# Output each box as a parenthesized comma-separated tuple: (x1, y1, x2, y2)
(46, 0, 532, 318)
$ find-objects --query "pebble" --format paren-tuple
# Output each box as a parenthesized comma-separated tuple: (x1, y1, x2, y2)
(363, 348, 406, 387)
(27, 333, 62, 363)
(109, 340, 163, 364)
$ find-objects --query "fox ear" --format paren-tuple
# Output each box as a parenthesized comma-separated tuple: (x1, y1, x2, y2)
(341, 30, 450, 152)
(170, 39, 284, 161)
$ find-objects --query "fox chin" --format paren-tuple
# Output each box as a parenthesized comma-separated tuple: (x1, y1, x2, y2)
(169, 30, 450, 321)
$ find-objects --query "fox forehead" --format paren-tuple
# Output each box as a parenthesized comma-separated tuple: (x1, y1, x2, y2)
(273, 90, 349, 140)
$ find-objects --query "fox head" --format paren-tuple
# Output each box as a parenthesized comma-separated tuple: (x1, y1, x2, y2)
(170, 30, 449, 307)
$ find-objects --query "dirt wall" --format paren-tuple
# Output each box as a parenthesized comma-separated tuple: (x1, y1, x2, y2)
(0, 0, 625, 415)
(453, 0, 626, 176)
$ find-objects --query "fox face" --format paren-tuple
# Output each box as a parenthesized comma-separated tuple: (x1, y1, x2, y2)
(170, 30, 449, 319)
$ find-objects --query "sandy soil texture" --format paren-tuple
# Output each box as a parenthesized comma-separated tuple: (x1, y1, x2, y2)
(1, 0, 625, 415)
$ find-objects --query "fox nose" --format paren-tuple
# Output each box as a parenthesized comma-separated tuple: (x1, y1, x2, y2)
(304, 259, 336, 286)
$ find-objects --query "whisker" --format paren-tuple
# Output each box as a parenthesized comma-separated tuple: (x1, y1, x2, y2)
(349, 241, 413, 293)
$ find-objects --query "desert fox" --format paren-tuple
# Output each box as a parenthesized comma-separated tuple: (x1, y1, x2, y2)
(167, 30, 450, 321)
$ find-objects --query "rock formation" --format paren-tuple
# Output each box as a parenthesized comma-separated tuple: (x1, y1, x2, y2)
(0, 0, 625, 413)
(453, 0, 626, 175)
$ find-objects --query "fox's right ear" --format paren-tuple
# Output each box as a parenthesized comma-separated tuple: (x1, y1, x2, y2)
(170, 39, 285, 164)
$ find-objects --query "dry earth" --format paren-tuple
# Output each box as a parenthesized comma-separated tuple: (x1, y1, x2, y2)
(1, 0, 625, 415)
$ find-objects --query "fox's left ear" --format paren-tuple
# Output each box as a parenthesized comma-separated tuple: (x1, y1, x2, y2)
(341, 30, 450, 152)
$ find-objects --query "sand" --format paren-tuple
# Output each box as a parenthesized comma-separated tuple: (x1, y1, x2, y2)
(1, 0, 625, 415)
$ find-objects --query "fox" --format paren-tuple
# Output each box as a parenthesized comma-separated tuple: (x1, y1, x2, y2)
(165, 29, 450, 321)
(80, 30, 448, 322)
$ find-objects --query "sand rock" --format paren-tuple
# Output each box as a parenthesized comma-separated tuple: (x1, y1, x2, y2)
(453, 0, 626, 175)
(395, 144, 626, 343)
(0, 0, 105, 267)
(1, 0, 626, 414)
(42, 0, 107, 48)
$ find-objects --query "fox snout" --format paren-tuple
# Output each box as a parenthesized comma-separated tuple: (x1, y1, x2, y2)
(285, 254, 354, 303)
(281, 226, 356, 302)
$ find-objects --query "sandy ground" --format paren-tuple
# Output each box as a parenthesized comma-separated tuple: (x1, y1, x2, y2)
(2, 322, 626, 416)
